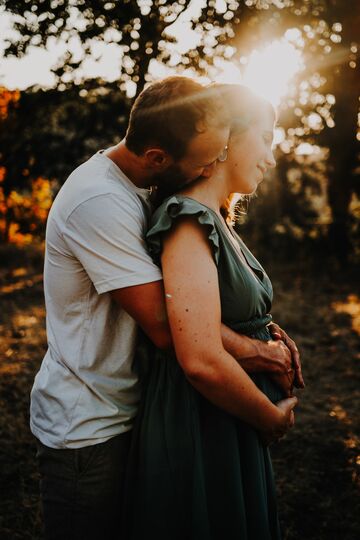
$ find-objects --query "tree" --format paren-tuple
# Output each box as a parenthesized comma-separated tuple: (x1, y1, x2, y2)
(0, 86, 27, 242)
(187, 0, 359, 262)
(1, 0, 359, 258)
(0, 0, 190, 95)
(0, 81, 130, 242)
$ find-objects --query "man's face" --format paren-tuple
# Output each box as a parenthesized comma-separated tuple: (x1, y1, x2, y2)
(152, 124, 230, 191)
(176, 124, 230, 183)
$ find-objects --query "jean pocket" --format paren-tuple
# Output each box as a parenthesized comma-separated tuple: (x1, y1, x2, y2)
(75, 443, 103, 477)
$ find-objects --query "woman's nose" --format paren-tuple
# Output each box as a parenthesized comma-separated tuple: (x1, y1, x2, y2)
(265, 150, 276, 169)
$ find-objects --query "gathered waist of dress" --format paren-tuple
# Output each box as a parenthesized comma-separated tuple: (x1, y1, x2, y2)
(228, 314, 273, 341)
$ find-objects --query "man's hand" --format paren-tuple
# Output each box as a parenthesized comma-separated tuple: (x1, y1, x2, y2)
(268, 322, 305, 389)
(255, 339, 295, 397)
(221, 326, 296, 396)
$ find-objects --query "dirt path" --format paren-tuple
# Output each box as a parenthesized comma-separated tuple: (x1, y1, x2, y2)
(0, 257, 359, 539)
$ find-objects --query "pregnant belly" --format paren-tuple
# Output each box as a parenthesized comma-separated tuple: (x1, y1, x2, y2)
(251, 372, 285, 404)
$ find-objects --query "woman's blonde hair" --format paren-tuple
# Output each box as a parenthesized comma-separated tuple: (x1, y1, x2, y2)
(216, 84, 275, 224)
(216, 84, 275, 133)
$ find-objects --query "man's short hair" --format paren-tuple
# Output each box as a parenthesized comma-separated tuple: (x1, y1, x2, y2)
(125, 76, 228, 160)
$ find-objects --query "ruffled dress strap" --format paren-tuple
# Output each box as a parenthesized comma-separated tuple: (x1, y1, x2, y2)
(147, 195, 220, 265)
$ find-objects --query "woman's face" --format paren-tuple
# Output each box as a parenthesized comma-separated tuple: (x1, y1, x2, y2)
(225, 108, 276, 195)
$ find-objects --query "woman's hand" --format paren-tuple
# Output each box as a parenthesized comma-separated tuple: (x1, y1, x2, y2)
(268, 322, 305, 389)
(259, 396, 298, 446)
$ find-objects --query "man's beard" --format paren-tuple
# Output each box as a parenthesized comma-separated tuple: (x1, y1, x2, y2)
(151, 164, 194, 207)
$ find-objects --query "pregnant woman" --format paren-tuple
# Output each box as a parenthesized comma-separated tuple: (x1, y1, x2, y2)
(124, 84, 301, 540)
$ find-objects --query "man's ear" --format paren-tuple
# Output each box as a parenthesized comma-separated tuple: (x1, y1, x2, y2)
(144, 148, 172, 169)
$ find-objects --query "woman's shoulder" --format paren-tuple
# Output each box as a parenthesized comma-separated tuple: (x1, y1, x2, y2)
(149, 195, 219, 233)
(147, 195, 220, 263)
(152, 194, 215, 220)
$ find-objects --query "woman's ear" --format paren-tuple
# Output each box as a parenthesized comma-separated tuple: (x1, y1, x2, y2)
(144, 148, 172, 169)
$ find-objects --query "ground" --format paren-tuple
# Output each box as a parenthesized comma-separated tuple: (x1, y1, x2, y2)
(0, 245, 359, 540)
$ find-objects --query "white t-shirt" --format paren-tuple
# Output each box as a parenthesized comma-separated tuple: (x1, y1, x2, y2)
(30, 151, 162, 449)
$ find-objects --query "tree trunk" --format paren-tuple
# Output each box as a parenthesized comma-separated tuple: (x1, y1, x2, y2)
(324, 3, 360, 263)
(327, 170, 353, 265)
(325, 62, 359, 264)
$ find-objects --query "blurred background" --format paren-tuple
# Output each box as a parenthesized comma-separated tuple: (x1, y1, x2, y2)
(0, 1, 359, 539)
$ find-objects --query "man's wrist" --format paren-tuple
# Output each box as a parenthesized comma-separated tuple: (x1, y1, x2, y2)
(250, 339, 273, 369)
(235, 338, 264, 372)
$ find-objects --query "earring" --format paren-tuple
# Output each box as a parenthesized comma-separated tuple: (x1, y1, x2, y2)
(218, 145, 228, 163)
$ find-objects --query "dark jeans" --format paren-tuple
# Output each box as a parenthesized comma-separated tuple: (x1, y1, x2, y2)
(36, 431, 131, 540)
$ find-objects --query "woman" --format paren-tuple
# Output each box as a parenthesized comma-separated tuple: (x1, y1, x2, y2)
(124, 85, 300, 539)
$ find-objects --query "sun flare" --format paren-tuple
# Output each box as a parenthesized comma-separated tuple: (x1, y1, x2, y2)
(215, 38, 304, 107)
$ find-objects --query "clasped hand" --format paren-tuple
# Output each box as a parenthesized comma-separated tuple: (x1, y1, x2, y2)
(267, 322, 305, 397)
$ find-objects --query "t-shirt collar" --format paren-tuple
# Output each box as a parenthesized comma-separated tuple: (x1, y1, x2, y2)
(97, 149, 151, 197)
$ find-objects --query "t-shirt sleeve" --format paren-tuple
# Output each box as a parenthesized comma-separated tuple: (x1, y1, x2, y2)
(63, 193, 162, 294)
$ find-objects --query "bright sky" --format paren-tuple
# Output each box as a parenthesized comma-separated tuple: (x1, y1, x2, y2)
(0, 2, 205, 90)
(0, 1, 303, 106)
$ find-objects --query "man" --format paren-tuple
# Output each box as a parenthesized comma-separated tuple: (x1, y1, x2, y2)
(31, 76, 303, 540)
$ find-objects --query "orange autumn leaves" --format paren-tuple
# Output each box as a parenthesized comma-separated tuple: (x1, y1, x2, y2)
(0, 87, 52, 245)
(0, 87, 20, 120)
(0, 175, 52, 245)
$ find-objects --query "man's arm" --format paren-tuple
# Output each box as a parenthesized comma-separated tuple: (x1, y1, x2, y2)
(221, 324, 296, 396)
(109, 280, 298, 396)
(110, 280, 172, 350)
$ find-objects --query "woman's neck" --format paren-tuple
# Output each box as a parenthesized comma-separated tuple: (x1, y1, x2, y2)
(179, 168, 229, 215)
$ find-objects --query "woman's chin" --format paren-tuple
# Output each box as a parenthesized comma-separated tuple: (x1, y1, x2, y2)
(229, 181, 258, 197)
(244, 185, 258, 196)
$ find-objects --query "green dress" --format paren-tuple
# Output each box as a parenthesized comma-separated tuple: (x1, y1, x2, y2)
(124, 196, 284, 540)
